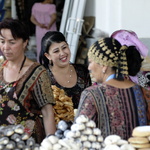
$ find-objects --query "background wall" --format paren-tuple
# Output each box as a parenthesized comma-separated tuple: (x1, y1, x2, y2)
(92, 0, 150, 38)
(84, 0, 150, 55)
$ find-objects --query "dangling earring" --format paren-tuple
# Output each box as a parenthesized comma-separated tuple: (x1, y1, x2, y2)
(50, 60, 52, 65)
(49, 60, 53, 67)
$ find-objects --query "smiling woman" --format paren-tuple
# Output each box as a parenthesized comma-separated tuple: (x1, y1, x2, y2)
(39, 31, 91, 109)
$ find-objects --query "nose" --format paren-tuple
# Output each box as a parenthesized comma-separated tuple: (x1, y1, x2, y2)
(59, 49, 65, 55)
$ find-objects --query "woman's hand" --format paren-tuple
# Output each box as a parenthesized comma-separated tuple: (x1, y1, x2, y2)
(46, 13, 57, 29)
(39, 24, 47, 29)
(30, 15, 47, 29)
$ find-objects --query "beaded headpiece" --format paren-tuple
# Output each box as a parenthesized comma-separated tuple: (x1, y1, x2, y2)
(88, 38, 128, 78)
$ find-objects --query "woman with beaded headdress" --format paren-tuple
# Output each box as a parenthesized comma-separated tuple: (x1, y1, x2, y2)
(75, 37, 148, 140)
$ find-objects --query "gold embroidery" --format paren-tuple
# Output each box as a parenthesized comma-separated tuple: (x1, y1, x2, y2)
(88, 38, 129, 77)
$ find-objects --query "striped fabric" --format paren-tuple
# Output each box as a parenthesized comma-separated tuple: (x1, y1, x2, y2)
(76, 83, 148, 140)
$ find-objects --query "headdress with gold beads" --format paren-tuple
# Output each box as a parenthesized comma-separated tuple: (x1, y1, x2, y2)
(88, 38, 128, 79)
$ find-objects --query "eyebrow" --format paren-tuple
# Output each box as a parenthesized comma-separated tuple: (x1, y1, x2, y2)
(0, 36, 15, 41)
(52, 43, 68, 51)
(52, 47, 59, 51)
(61, 43, 67, 47)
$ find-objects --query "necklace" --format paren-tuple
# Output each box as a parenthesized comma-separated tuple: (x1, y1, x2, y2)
(3, 56, 26, 84)
(3, 56, 26, 73)
(1, 56, 26, 97)
(18, 56, 26, 74)
(48, 65, 73, 85)
(67, 65, 73, 83)
(15, 56, 26, 83)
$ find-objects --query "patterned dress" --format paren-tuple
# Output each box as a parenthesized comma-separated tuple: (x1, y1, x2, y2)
(0, 62, 55, 143)
(49, 64, 91, 109)
(142, 87, 150, 125)
(76, 83, 148, 140)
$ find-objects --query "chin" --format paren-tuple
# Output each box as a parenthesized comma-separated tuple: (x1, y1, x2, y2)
(60, 62, 69, 68)
(95, 78, 102, 83)
(62, 60, 69, 65)
(90, 76, 97, 83)
(64, 59, 70, 65)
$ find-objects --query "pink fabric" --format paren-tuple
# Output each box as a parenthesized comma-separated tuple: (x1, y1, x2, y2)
(111, 30, 148, 57)
(129, 75, 138, 84)
(31, 3, 57, 61)
(111, 30, 149, 84)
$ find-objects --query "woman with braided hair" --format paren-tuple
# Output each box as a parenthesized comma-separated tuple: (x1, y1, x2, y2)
(76, 37, 148, 140)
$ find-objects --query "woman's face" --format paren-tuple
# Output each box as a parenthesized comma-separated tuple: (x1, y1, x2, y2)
(45, 41, 71, 67)
(0, 29, 28, 61)
(88, 58, 104, 83)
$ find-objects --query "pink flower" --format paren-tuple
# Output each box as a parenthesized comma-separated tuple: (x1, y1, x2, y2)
(6, 114, 16, 124)
(7, 100, 16, 108)
(2, 103, 5, 107)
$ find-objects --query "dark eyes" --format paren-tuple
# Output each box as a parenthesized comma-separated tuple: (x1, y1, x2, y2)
(53, 50, 59, 53)
(0, 40, 15, 44)
(53, 46, 67, 53)
(0, 40, 4, 44)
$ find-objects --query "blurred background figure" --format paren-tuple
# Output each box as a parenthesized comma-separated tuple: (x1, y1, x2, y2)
(30, 0, 57, 62)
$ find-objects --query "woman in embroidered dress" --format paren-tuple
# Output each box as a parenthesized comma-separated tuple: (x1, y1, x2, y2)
(0, 18, 56, 143)
(39, 31, 91, 109)
(30, 0, 57, 62)
(76, 37, 148, 140)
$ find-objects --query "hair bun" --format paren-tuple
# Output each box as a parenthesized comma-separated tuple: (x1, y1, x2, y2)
(126, 46, 143, 76)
